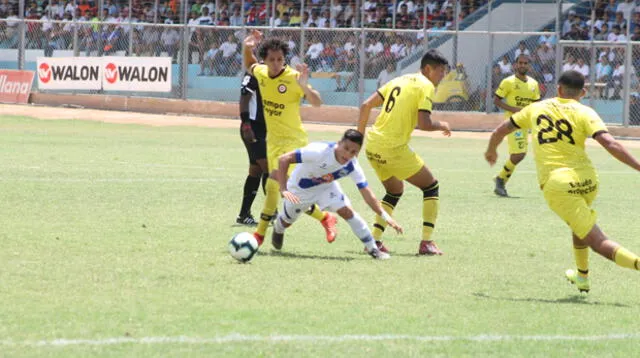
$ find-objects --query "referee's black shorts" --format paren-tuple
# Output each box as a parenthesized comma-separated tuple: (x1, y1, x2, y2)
(240, 127, 267, 164)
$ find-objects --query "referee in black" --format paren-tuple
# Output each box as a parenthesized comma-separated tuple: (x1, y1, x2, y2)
(236, 71, 268, 225)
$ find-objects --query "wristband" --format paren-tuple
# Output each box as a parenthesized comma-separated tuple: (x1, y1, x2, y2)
(240, 111, 251, 123)
(381, 211, 392, 222)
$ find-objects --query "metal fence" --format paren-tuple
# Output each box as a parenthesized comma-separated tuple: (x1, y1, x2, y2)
(2, 0, 639, 126)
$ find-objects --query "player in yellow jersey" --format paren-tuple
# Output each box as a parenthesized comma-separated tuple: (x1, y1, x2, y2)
(358, 49, 451, 256)
(242, 29, 337, 248)
(485, 70, 640, 293)
(493, 54, 541, 197)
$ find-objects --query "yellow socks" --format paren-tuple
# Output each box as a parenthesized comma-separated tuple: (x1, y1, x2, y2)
(372, 192, 402, 240)
(613, 246, 640, 270)
(255, 178, 280, 237)
(573, 245, 590, 278)
(498, 158, 516, 183)
(422, 181, 439, 241)
(305, 204, 326, 221)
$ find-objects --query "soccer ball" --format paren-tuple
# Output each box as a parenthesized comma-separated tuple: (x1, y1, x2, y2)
(228, 232, 259, 262)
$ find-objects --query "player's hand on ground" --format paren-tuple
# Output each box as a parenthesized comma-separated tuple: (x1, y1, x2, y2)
(240, 123, 256, 143)
(440, 121, 451, 137)
(296, 64, 310, 87)
(485, 150, 497, 166)
(386, 218, 403, 234)
(281, 190, 300, 204)
(243, 29, 263, 49)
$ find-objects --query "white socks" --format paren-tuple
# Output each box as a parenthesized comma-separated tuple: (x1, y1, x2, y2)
(346, 212, 376, 251)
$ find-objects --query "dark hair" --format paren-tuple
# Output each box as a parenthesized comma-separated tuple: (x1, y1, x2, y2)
(258, 38, 289, 59)
(515, 53, 530, 63)
(558, 70, 584, 95)
(420, 49, 449, 69)
(341, 129, 364, 146)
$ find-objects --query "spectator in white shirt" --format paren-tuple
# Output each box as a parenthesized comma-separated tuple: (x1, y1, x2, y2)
(514, 41, 531, 59)
(217, 34, 239, 75)
(161, 27, 180, 62)
(574, 58, 589, 77)
(608, 25, 626, 42)
(562, 55, 577, 73)
(389, 36, 406, 59)
(617, 0, 636, 22)
(497, 55, 512, 75)
(365, 37, 383, 57)
(197, 7, 214, 25)
(397, 0, 415, 14)
(377, 62, 396, 88)
(305, 34, 325, 71)
(230, 7, 243, 26)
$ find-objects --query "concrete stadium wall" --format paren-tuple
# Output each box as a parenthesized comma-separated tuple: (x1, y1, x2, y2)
(27, 93, 640, 138)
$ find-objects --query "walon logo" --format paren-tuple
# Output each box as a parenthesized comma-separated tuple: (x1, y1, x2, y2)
(104, 63, 118, 84)
(38, 63, 51, 83)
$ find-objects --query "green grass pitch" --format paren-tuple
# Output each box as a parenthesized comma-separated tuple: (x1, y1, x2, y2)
(1, 115, 640, 357)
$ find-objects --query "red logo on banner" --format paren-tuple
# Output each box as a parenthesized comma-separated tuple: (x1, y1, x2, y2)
(38, 63, 51, 83)
(0, 70, 35, 104)
(104, 63, 117, 84)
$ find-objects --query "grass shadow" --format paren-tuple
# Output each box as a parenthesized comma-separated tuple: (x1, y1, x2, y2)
(262, 250, 355, 262)
(473, 292, 630, 307)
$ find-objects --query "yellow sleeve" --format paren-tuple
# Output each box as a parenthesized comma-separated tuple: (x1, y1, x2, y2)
(494, 78, 510, 98)
(510, 103, 533, 130)
(533, 81, 541, 101)
(418, 82, 434, 113)
(583, 107, 608, 138)
(377, 80, 393, 101)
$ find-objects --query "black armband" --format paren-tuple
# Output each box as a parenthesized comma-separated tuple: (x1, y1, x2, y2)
(240, 111, 251, 124)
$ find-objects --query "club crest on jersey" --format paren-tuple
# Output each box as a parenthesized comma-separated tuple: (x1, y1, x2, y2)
(278, 84, 287, 93)
(514, 130, 524, 138)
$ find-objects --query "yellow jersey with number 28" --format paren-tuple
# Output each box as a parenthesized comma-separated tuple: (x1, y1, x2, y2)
(366, 73, 435, 149)
(510, 97, 608, 186)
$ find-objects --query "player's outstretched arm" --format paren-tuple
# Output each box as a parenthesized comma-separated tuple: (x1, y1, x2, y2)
(417, 111, 451, 136)
(296, 64, 322, 107)
(595, 132, 640, 171)
(485, 119, 517, 166)
(357, 92, 384, 135)
(243, 29, 262, 73)
(277, 151, 301, 204)
(359, 186, 403, 234)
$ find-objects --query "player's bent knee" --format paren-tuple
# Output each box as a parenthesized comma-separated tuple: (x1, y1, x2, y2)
(510, 153, 526, 164)
(422, 180, 439, 198)
(382, 192, 403, 207)
(336, 206, 353, 220)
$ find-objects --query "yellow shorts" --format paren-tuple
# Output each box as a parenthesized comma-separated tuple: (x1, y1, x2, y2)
(542, 169, 599, 239)
(267, 139, 307, 175)
(507, 129, 528, 155)
(365, 144, 424, 182)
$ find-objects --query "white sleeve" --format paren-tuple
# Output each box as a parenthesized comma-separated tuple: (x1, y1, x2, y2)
(295, 142, 326, 163)
(349, 159, 368, 189)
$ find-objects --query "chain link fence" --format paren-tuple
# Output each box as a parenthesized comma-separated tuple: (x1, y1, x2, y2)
(3, 0, 640, 126)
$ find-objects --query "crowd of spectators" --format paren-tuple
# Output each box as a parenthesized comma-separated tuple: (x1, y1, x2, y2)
(0, 0, 486, 71)
(4, 0, 640, 100)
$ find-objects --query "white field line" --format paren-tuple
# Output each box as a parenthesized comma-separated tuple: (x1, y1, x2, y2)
(2, 333, 640, 347)
(0, 178, 220, 183)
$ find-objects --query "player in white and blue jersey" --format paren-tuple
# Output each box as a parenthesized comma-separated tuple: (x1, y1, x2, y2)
(272, 129, 403, 260)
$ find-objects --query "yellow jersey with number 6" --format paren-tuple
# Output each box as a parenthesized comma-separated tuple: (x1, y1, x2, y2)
(367, 73, 435, 148)
(510, 97, 608, 186)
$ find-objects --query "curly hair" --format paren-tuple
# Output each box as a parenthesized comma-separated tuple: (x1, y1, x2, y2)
(258, 38, 290, 59)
